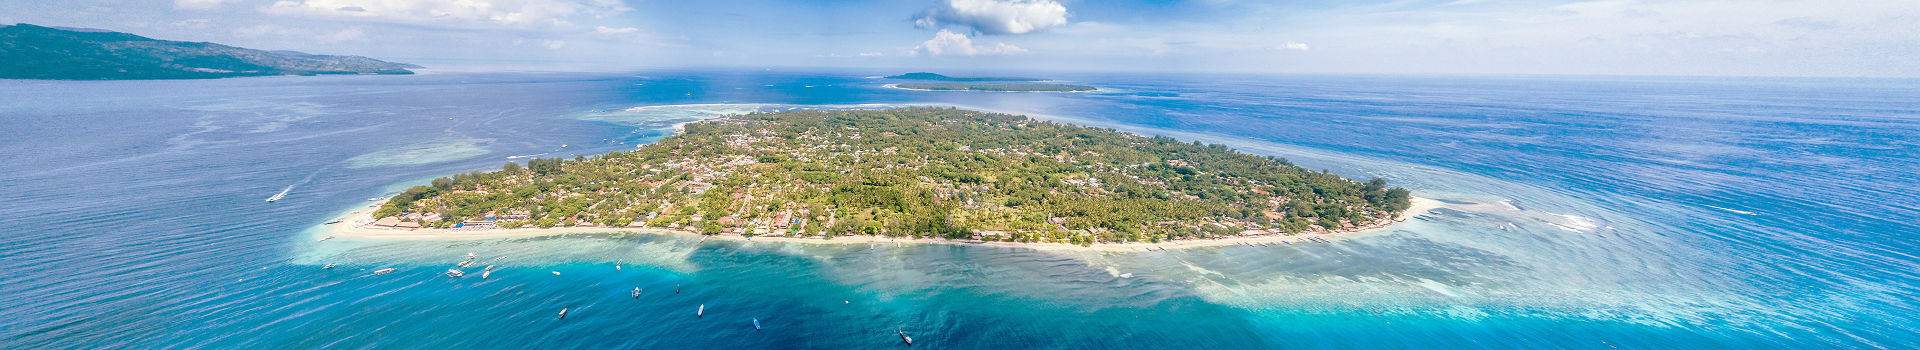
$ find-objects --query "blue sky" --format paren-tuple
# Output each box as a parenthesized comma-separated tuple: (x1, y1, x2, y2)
(5, 0, 1916, 77)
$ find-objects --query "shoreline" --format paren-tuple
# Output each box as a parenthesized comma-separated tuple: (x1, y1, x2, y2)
(320, 197, 1443, 252)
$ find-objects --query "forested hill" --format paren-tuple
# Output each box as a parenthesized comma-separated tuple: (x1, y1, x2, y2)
(0, 23, 419, 80)
(375, 108, 1412, 245)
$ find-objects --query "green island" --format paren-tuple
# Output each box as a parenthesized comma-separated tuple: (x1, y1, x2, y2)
(364, 108, 1411, 246)
(884, 72, 1043, 81)
(893, 83, 1097, 92)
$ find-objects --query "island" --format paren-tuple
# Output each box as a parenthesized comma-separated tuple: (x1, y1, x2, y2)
(0, 23, 419, 80)
(892, 83, 1098, 92)
(884, 72, 1043, 82)
(342, 108, 1415, 247)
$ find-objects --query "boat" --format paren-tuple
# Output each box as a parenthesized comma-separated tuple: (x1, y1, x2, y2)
(446, 269, 465, 278)
(632, 287, 641, 298)
(317, 236, 334, 242)
(265, 190, 287, 202)
(322, 263, 336, 269)
(484, 265, 495, 271)
(898, 330, 913, 345)
(1119, 273, 1133, 279)
(372, 268, 396, 275)
(753, 318, 761, 330)
(324, 220, 342, 225)
(675, 284, 681, 294)
(368, 197, 380, 201)
(551, 271, 561, 276)
(615, 259, 622, 271)
(558, 307, 568, 319)
(467, 252, 477, 259)
(481, 270, 492, 279)
(697, 304, 705, 317)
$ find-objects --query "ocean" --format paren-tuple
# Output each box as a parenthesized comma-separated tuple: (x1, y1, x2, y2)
(3, 70, 1916, 348)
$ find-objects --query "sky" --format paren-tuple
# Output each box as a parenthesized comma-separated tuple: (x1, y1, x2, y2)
(4, 0, 1916, 77)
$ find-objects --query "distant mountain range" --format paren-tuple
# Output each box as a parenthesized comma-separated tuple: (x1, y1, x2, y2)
(0, 24, 419, 80)
(884, 72, 1043, 82)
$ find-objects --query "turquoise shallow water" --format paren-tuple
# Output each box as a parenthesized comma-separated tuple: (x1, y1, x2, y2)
(3, 71, 1917, 348)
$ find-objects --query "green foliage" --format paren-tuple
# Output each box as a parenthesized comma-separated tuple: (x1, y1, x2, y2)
(375, 108, 1411, 243)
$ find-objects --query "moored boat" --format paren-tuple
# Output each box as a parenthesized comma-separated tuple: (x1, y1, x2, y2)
(372, 267, 396, 275)
(445, 269, 465, 278)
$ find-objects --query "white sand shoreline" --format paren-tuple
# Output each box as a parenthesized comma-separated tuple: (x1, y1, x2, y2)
(320, 197, 1443, 252)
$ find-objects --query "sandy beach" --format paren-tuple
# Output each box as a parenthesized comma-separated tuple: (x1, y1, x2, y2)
(321, 196, 1444, 252)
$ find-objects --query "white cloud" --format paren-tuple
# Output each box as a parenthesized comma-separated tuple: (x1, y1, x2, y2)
(915, 0, 1068, 35)
(233, 24, 298, 38)
(319, 26, 367, 43)
(914, 30, 1028, 56)
(173, 19, 211, 29)
(1280, 42, 1309, 51)
(175, 0, 231, 11)
(592, 26, 639, 35)
(542, 39, 566, 50)
(859, 52, 884, 57)
(262, 0, 632, 28)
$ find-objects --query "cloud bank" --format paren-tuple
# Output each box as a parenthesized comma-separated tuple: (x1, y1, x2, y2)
(915, 30, 1027, 56)
(914, 0, 1068, 35)
(262, 0, 631, 27)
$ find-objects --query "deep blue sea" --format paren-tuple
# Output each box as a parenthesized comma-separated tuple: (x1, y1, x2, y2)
(4, 70, 1917, 349)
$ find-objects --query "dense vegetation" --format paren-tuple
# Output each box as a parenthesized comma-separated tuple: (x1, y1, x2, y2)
(884, 72, 1042, 81)
(894, 83, 1096, 92)
(0, 24, 417, 80)
(376, 108, 1411, 245)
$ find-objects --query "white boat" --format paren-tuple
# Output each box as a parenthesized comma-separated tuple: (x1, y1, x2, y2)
(372, 268, 396, 275)
(445, 269, 465, 278)
(632, 287, 641, 298)
(697, 304, 705, 318)
(484, 265, 495, 271)
(467, 252, 477, 259)
(558, 307, 568, 319)
(551, 271, 561, 276)
(898, 330, 913, 345)
(317, 236, 334, 242)
(481, 270, 492, 279)
(615, 259, 622, 271)
(322, 263, 336, 269)
(1119, 273, 1133, 279)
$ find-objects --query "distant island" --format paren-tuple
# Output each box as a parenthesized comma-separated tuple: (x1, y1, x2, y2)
(338, 108, 1415, 247)
(0, 23, 419, 80)
(884, 72, 1043, 81)
(892, 82, 1097, 92)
